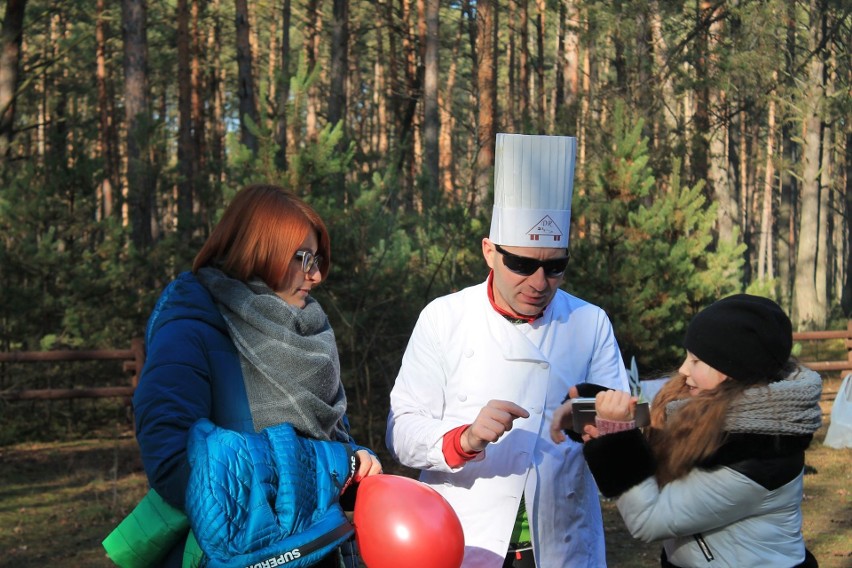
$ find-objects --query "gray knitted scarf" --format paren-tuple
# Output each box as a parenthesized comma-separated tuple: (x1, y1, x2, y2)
(666, 365, 823, 436)
(196, 267, 347, 441)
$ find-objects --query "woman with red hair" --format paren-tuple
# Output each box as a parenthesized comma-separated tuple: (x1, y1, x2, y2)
(129, 184, 381, 567)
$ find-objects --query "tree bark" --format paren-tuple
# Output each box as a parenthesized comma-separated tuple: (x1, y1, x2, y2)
(328, 0, 348, 129)
(208, 0, 226, 188)
(96, 0, 118, 219)
(474, 0, 497, 212)
(423, 0, 440, 194)
(0, 0, 27, 160)
(235, 0, 259, 154)
(794, 0, 828, 327)
(757, 85, 776, 281)
(122, 0, 153, 252)
(534, 0, 545, 128)
(439, 9, 465, 199)
(842, 127, 852, 316)
(518, 0, 529, 127)
(276, 0, 291, 170)
(177, 0, 196, 235)
(304, 0, 322, 142)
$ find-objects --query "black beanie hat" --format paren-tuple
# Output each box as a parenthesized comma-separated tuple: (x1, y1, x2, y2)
(683, 294, 793, 383)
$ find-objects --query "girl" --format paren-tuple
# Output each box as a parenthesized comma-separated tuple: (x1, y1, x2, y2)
(573, 294, 821, 567)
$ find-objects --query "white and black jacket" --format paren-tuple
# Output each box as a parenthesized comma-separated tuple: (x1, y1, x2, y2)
(583, 368, 822, 568)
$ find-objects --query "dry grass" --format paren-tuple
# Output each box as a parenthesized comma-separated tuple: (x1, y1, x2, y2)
(0, 376, 849, 567)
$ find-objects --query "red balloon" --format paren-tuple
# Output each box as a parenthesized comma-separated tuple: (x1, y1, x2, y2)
(353, 474, 465, 568)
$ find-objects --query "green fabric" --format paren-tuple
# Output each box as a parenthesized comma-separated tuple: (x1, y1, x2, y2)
(182, 530, 204, 568)
(510, 494, 531, 544)
(102, 488, 190, 567)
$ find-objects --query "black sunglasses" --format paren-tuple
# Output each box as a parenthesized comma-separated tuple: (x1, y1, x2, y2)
(494, 244, 570, 277)
(294, 250, 323, 273)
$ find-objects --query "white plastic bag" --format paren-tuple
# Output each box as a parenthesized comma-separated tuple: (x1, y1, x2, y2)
(824, 373, 852, 449)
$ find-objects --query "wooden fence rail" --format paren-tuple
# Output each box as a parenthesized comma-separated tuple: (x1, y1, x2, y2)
(793, 321, 852, 377)
(0, 321, 850, 401)
(0, 338, 145, 401)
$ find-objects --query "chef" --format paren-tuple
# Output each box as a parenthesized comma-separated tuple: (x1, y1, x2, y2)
(386, 133, 629, 567)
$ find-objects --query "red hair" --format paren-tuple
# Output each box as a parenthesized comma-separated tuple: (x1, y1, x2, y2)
(192, 184, 331, 287)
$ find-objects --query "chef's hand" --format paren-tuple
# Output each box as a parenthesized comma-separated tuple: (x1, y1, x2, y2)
(549, 386, 580, 443)
(461, 400, 530, 453)
(353, 450, 383, 482)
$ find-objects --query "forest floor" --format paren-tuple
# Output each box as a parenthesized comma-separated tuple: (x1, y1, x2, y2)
(0, 376, 849, 568)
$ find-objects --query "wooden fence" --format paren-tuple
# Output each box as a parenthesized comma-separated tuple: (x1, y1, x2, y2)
(0, 321, 850, 402)
(793, 320, 852, 378)
(0, 338, 144, 401)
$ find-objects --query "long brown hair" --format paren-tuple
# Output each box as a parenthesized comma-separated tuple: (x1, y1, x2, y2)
(192, 184, 331, 287)
(647, 359, 797, 485)
(646, 375, 746, 485)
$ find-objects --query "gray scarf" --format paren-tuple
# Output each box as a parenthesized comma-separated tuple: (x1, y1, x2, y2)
(196, 267, 347, 441)
(666, 365, 823, 436)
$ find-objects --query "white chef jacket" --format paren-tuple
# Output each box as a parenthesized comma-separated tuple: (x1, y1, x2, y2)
(387, 280, 629, 567)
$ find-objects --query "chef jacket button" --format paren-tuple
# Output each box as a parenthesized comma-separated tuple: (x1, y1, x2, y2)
(530, 406, 542, 414)
(464, 348, 474, 358)
(540, 362, 549, 369)
(458, 393, 467, 402)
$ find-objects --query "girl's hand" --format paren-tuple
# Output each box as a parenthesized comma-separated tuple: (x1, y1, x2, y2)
(549, 385, 581, 443)
(354, 450, 382, 482)
(594, 390, 637, 422)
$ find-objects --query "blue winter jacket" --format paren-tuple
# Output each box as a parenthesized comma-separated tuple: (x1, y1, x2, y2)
(132, 272, 365, 566)
(134, 272, 254, 511)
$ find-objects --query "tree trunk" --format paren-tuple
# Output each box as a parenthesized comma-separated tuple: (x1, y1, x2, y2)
(328, 0, 348, 128)
(208, 0, 226, 188)
(842, 127, 852, 316)
(191, 0, 205, 187)
(648, 0, 676, 141)
(0, 0, 27, 160)
(474, 0, 497, 213)
(794, 0, 827, 327)
(422, 0, 440, 195)
(235, 0, 259, 154)
(121, 0, 153, 252)
(304, 0, 322, 142)
(757, 86, 776, 281)
(371, 18, 388, 161)
(778, 0, 799, 305)
(553, 0, 565, 120)
(96, 0, 118, 219)
(507, 0, 517, 129)
(276, 0, 291, 170)
(439, 8, 465, 200)
(177, 0, 195, 235)
(691, 2, 710, 188)
(518, 0, 529, 127)
(534, 0, 545, 129)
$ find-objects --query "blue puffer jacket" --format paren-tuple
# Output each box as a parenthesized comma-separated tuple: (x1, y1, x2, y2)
(186, 418, 357, 568)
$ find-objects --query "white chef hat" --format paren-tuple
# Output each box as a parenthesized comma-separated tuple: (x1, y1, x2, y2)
(489, 133, 576, 248)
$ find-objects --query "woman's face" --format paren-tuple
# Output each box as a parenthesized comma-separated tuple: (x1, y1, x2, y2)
(678, 351, 729, 395)
(275, 230, 322, 308)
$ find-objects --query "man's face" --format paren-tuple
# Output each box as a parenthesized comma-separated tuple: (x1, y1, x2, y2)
(482, 238, 569, 316)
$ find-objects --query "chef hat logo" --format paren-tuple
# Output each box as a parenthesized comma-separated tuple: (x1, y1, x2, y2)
(489, 133, 576, 248)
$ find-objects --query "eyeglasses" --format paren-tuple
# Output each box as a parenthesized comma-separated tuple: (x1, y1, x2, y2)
(494, 244, 569, 277)
(294, 250, 323, 273)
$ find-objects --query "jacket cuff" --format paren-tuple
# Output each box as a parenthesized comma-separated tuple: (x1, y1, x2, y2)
(594, 417, 636, 435)
(583, 429, 656, 498)
(442, 424, 480, 468)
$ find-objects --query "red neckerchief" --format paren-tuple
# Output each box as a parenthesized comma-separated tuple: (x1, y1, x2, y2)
(486, 271, 544, 324)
